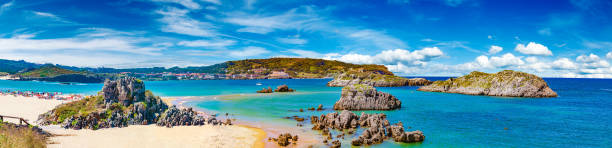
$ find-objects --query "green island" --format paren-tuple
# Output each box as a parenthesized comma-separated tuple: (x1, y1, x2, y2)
(418, 70, 558, 97)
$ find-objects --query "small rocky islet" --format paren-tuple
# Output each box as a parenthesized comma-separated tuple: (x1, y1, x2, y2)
(256, 84, 295, 93)
(310, 110, 424, 146)
(37, 77, 225, 130)
(418, 70, 558, 97)
(327, 71, 432, 87)
(333, 84, 401, 110)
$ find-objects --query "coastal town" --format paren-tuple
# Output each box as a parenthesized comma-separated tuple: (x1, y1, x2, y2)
(122, 70, 297, 81)
(0, 90, 86, 101)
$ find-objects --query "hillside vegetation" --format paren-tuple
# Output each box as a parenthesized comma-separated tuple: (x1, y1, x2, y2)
(18, 65, 82, 78)
(225, 58, 394, 77)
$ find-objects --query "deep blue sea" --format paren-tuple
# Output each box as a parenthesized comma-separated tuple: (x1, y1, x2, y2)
(1, 78, 611, 147)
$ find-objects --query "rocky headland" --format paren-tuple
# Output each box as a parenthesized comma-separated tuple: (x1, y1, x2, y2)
(327, 72, 432, 87)
(417, 70, 558, 97)
(274, 84, 295, 92)
(37, 77, 220, 130)
(333, 84, 401, 110)
(310, 110, 424, 146)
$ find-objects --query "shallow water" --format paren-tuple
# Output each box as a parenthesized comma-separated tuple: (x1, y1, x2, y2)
(2, 78, 611, 147)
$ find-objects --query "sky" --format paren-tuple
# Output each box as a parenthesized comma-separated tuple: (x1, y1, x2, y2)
(0, 0, 611, 78)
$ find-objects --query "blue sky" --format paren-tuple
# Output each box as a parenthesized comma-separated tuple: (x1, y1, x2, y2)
(1, 0, 611, 78)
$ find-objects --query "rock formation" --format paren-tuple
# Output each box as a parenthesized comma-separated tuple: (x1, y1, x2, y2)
(418, 70, 558, 97)
(38, 77, 219, 130)
(269, 133, 299, 146)
(333, 84, 401, 110)
(311, 111, 424, 146)
(274, 84, 295, 92)
(256, 87, 273, 93)
(327, 72, 432, 87)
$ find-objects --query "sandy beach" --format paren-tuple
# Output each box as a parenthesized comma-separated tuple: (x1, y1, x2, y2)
(0, 95, 68, 125)
(0, 95, 266, 148)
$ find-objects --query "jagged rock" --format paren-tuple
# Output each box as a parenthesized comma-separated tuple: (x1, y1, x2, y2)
(331, 140, 341, 148)
(353, 126, 386, 146)
(272, 133, 297, 146)
(156, 106, 207, 127)
(327, 72, 432, 87)
(386, 122, 424, 143)
(418, 70, 558, 97)
(274, 84, 295, 92)
(256, 87, 273, 93)
(317, 104, 323, 111)
(102, 77, 145, 106)
(311, 110, 359, 130)
(334, 84, 401, 110)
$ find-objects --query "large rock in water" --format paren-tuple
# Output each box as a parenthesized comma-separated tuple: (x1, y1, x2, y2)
(418, 70, 558, 97)
(333, 84, 401, 110)
(327, 72, 432, 87)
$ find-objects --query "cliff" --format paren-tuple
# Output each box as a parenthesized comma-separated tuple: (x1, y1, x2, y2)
(333, 84, 401, 110)
(417, 70, 558, 97)
(327, 72, 432, 87)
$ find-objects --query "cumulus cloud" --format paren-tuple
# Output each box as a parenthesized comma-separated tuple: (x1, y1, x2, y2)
(229, 46, 269, 57)
(608, 52, 612, 59)
(552, 58, 578, 69)
(576, 53, 600, 62)
(488, 53, 525, 68)
(324, 47, 443, 66)
(576, 53, 610, 68)
(276, 37, 307, 45)
(515, 42, 553, 56)
(177, 39, 236, 49)
(488, 45, 502, 54)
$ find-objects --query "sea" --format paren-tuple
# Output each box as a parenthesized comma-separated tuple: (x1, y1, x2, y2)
(1, 78, 611, 147)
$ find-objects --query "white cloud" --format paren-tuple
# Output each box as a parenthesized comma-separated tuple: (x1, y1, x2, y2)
(552, 58, 578, 69)
(177, 39, 236, 48)
(525, 56, 538, 63)
(576, 53, 600, 63)
(576, 53, 610, 68)
(33, 11, 57, 18)
(229, 46, 269, 57)
(0, 0, 14, 15)
(489, 53, 525, 67)
(223, 6, 321, 34)
(488, 45, 502, 54)
(487, 35, 493, 39)
(276, 37, 307, 45)
(324, 47, 443, 66)
(515, 42, 553, 56)
(157, 7, 216, 37)
(607, 52, 612, 59)
(0, 38, 160, 55)
(151, 0, 201, 10)
(583, 41, 612, 49)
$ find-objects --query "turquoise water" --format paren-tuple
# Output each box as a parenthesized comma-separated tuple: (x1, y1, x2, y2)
(1, 78, 611, 147)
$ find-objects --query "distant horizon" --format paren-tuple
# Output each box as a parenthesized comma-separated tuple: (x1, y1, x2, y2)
(1, 0, 611, 78)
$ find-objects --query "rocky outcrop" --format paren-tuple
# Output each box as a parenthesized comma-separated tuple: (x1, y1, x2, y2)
(38, 77, 219, 130)
(418, 70, 558, 97)
(311, 111, 423, 146)
(156, 106, 212, 127)
(274, 84, 295, 92)
(327, 72, 432, 87)
(256, 87, 273, 93)
(333, 84, 401, 110)
(269, 133, 299, 146)
(386, 122, 425, 143)
(102, 77, 146, 106)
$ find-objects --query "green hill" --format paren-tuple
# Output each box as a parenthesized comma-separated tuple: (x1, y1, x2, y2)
(18, 65, 82, 78)
(225, 58, 394, 78)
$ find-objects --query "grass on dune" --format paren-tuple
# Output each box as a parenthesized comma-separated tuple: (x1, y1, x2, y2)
(0, 120, 48, 148)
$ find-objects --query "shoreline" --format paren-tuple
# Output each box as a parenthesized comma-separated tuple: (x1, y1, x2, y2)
(167, 95, 324, 147)
(0, 95, 267, 148)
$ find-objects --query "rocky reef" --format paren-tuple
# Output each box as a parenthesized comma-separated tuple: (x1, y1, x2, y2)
(274, 84, 295, 92)
(333, 84, 401, 110)
(327, 72, 432, 87)
(37, 77, 218, 130)
(268, 133, 299, 146)
(310, 110, 424, 146)
(256, 87, 273, 93)
(418, 70, 558, 97)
